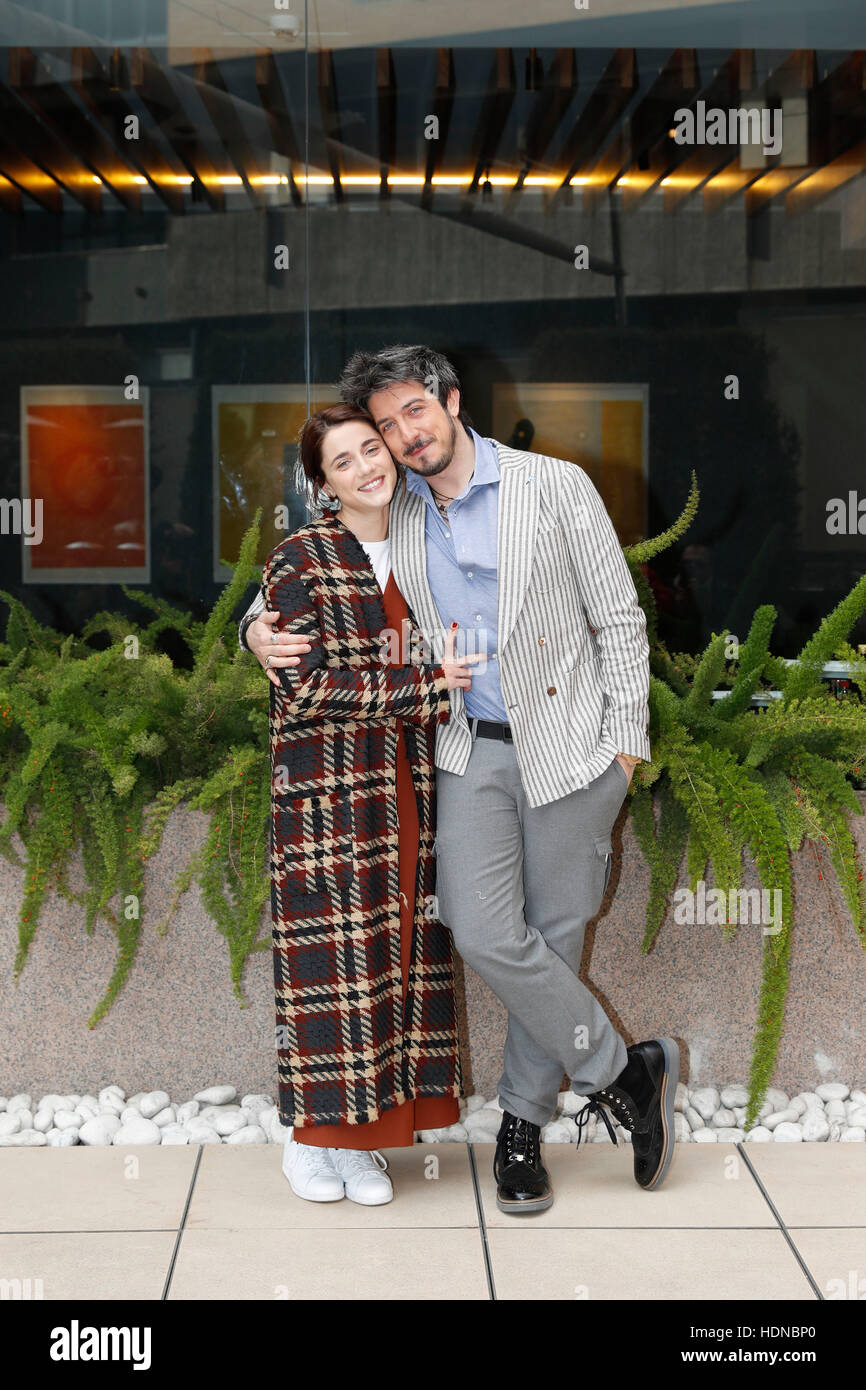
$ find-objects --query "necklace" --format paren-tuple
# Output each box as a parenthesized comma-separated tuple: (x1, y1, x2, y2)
(430, 468, 474, 518)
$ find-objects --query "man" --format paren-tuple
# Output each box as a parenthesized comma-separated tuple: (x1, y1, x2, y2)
(240, 344, 681, 1213)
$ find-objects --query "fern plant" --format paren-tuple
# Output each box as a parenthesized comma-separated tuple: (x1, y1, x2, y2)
(0, 511, 272, 1027)
(624, 487, 866, 1129)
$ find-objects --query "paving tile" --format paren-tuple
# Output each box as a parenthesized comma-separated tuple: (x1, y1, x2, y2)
(743, 1145, 866, 1227)
(167, 1227, 490, 1299)
(474, 1141, 777, 1227)
(187, 1142, 478, 1229)
(0, 1231, 177, 1299)
(0, 1145, 197, 1233)
(486, 1227, 817, 1300)
(784, 1227, 866, 1300)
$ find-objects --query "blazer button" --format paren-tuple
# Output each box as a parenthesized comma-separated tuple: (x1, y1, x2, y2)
(547, 685, 557, 696)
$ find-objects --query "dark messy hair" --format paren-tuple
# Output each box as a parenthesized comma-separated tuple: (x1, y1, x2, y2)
(338, 344, 474, 429)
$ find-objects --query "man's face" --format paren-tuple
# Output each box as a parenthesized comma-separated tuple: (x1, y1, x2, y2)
(366, 379, 460, 477)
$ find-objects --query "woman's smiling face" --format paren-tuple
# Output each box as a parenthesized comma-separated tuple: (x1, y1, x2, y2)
(318, 420, 397, 512)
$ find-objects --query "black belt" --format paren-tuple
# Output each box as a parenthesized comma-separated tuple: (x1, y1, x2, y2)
(472, 718, 512, 742)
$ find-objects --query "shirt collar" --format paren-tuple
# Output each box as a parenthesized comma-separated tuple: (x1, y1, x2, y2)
(404, 427, 499, 505)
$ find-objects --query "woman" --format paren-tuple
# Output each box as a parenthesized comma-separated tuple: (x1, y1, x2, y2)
(261, 403, 480, 1207)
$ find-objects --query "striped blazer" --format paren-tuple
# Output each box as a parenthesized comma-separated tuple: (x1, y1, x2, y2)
(239, 438, 651, 810)
(388, 439, 651, 809)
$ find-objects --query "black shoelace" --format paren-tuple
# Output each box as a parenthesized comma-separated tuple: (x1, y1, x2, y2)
(574, 1088, 642, 1150)
(504, 1116, 541, 1168)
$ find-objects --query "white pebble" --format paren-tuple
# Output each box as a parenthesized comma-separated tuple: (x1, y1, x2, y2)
(226, 1125, 269, 1145)
(692, 1129, 718, 1142)
(0, 1097, 6, 1111)
(690, 1087, 720, 1121)
(194, 1085, 237, 1106)
(6, 1094, 33, 1114)
(847, 1106, 866, 1128)
(801, 1112, 830, 1142)
(764, 1109, 798, 1131)
(46, 1128, 78, 1147)
(540, 1120, 573, 1142)
(79, 1115, 121, 1146)
(113, 1118, 162, 1145)
(211, 1111, 248, 1137)
(557, 1091, 584, 1116)
(240, 1093, 273, 1115)
(0, 1129, 47, 1146)
(712, 1107, 737, 1128)
(175, 1101, 200, 1125)
(0, 1112, 22, 1137)
(98, 1086, 126, 1105)
(720, 1085, 749, 1108)
(674, 1114, 691, 1142)
(714, 1128, 745, 1142)
(773, 1122, 803, 1142)
(840, 1127, 866, 1142)
(850, 1090, 866, 1108)
(825, 1099, 847, 1121)
(120, 1105, 142, 1123)
(794, 1092, 824, 1110)
(674, 1082, 689, 1113)
(33, 1109, 54, 1133)
(685, 1105, 705, 1132)
(139, 1090, 170, 1119)
(465, 1095, 487, 1114)
(160, 1127, 190, 1145)
(744, 1126, 773, 1142)
(816, 1082, 849, 1102)
(151, 1107, 177, 1128)
(184, 1122, 221, 1144)
(53, 1109, 82, 1131)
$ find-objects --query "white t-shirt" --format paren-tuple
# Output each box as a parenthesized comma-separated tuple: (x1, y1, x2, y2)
(359, 537, 392, 592)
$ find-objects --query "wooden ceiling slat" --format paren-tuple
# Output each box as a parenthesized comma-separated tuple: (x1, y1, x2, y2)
(549, 48, 637, 209)
(8, 48, 142, 213)
(193, 49, 265, 209)
(317, 49, 344, 201)
(422, 48, 455, 206)
(376, 48, 396, 199)
(511, 46, 577, 199)
(0, 61, 100, 212)
(611, 48, 701, 212)
(0, 141, 58, 213)
(70, 45, 185, 214)
(465, 48, 516, 199)
(786, 136, 866, 213)
(254, 49, 302, 206)
(129, 47, 226, 211)
(660, 52, 747, 212)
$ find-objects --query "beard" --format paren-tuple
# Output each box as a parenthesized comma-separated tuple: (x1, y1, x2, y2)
(401, 414, 458, 476)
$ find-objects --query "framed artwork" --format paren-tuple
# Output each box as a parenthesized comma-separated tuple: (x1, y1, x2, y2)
(491, 382, 649, 545)
(21, 385, 149, 584)
(212, 384, 340, 582)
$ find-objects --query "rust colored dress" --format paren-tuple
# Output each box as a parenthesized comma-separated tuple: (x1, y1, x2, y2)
(294, 565, 460, 1150)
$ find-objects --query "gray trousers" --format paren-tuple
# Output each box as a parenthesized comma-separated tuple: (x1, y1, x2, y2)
(434, 729, 630, 1127)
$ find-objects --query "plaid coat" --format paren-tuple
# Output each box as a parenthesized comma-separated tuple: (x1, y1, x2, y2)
(262, 512, 462, 1128)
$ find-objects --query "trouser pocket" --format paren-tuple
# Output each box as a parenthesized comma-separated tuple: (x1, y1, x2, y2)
(594, 833, 613, 895)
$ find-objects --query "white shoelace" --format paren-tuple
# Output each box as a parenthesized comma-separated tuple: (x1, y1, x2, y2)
(330, 1148, 388, 1175)
(292, 1142, 338, 1173)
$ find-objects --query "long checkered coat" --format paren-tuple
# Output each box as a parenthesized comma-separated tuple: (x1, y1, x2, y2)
(262, 512, 462, 1128)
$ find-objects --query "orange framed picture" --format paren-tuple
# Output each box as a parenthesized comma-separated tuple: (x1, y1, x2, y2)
(21, 385, 149, 584)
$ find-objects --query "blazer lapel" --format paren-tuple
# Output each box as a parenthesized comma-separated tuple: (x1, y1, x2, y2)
(390, 483, 446, 641)
(494, 443, 539, 658)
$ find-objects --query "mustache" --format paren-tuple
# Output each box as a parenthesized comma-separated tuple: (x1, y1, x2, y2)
(404, 437, 434, 458)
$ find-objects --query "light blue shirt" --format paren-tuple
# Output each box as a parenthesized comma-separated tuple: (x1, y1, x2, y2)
(404, 428, 508, 721)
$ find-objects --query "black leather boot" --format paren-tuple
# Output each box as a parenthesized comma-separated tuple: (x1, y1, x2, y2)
(573, 1037, 680, 1190)
(493, 1110, 553, 1214)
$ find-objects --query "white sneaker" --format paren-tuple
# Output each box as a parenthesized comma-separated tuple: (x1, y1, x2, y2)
(282, 1138, 345, 1202)
(328, 1148, 393, 1205)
